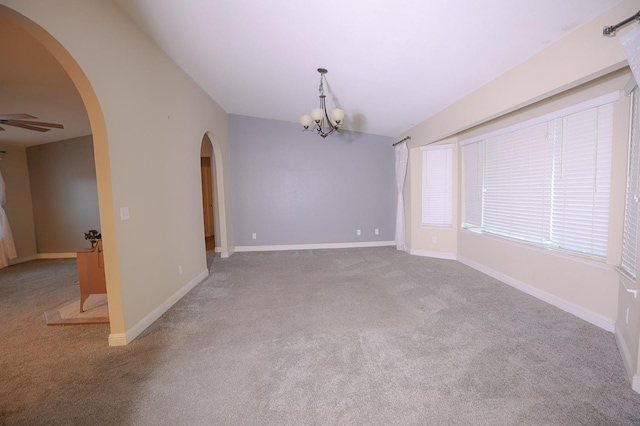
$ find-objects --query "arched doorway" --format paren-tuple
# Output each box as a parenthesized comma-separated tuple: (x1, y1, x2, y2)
(201, 136, 216, 251)
(0, 5, 124, 336)
(200, 132, 230, 258)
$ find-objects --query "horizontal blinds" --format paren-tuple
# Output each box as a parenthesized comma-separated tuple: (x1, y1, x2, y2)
(422, 145, 453, 227)
(462, 142, 483, 227)
(483, 122, 554, 243)
(622, 88, 640, 277)
(551, 105, 613, 257)
(462, 97, 615, 258)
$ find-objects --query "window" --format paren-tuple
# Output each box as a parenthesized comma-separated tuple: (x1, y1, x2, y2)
(422, 144, 453, 227)
(622, 85, 640, 277)
(462, 93, 617, 258)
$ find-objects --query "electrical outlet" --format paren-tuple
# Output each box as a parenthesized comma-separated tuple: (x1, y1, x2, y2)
(431, 237, 437, 243)
(178, 265, 183, 276)
(357, 229, 361, 236)
(252, 233, 257, 240)
(375, 228, 379, 235)
(120, 207, 130, 221)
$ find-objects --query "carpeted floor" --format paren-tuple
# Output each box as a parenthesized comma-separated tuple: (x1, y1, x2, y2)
(2, 247, 640, 425)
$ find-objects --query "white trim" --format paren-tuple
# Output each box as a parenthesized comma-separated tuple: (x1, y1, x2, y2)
(235, 241, 395, 252)
(9, 252, 81, 266)
(108, 268, 209, 346)
(37, 252, 77, 259)
(460, 91, 621, 146)
(633, 375, 640, 394)
(108, 333, 127, 346)
(625, 76, 637, 96)
(421, 143, 454, 152)
(458, 255, 615, 332)
(9, 255, 38, 265)
(616, 267, 638, 298)
(615, 324, 635, 383)
(409, 249, 457, 260)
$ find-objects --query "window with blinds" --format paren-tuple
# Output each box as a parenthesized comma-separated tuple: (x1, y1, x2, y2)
(622, 86, 640, 277)
(462, 93, 616, 258)
(422, 144, 453, 227)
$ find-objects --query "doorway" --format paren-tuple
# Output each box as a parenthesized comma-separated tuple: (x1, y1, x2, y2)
(201, 156, 215, 251)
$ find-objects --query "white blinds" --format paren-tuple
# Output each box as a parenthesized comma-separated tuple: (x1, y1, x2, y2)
(622, 88, 640, 277)
(483, 121, 555, 243)
(422, 144, 453, 227)
(462, 142, 484, 228)
(551, 105, 613, 257)
(462, 99, 614, 258)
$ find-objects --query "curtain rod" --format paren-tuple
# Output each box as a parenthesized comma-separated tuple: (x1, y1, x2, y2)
(603, 10, 640, 36)
(392, 136, 411, 147)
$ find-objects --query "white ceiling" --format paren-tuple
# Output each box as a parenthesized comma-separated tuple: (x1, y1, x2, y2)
(112, 0, 624, 137)
(0, 0, 625, 147)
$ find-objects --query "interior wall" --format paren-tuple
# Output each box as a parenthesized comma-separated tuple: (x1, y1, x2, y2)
(0, 0, 231, 344)
(230, 115, 395, 247)
(400, 0, 640, 387)
(26, 135, 99, 254)
(404, 0, 636, 148)
(456, 70, 630, 323)
(0, 144, 37, 261)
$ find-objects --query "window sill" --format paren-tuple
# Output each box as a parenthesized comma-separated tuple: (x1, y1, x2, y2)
(615, 267, 638, 298)
(420, 224, 453, 230)
(460, 227, 611, 270)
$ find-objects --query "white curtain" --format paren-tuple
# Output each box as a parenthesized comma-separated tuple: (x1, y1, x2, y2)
(0, 170, 17, 268)
(394, 142, 409, 251)
(621, 25, 640, 85)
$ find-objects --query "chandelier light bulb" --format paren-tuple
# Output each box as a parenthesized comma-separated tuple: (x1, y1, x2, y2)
(330, 108, 344, 124)
(310, 108, 324, 122)
(299, 115, 312, 128)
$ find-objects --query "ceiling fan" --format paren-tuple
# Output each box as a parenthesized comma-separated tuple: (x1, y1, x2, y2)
(0, 114, 64, 132)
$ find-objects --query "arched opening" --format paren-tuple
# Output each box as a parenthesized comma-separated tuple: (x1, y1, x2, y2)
(201, 132, 230, 259)
(200, 136, 216, 251)
(0, 5, 124, 335)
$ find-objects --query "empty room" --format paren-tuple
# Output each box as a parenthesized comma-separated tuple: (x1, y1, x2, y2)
(2, 0, 640, 424)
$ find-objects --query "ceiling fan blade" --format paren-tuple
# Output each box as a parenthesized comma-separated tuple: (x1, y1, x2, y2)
(3, 121, 50, 132)
(0, 113, 36, 120)
(12, 120, 64, 129)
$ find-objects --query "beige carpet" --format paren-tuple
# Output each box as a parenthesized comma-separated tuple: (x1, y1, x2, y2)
(44, 293, 109, 325)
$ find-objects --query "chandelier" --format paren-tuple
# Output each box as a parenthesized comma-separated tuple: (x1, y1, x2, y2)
(299, 68, 345, 138)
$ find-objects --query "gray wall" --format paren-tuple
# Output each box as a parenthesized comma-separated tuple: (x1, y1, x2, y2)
(230, 115, 395, 246)
(27, 135, 100, 253)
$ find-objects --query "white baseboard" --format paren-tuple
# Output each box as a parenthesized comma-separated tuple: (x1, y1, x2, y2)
(108, 268, 209, 346)
(9, 253, 77, 265)
(615, 325, 636, 382)
(235, 241, 395, 252)
(38, 252, 77, 259)
(458, 255, 615, 332)
(9, 255, 38, 265)
(633, 375, 640, 394)
(615, 324, 640, 394)
(409, 249, 457, 260)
